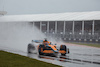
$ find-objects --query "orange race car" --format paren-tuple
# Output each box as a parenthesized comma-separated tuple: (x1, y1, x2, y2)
(28, 39, 70, 56)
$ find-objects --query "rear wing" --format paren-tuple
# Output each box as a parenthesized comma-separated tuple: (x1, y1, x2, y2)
(32, 40, 43, 43)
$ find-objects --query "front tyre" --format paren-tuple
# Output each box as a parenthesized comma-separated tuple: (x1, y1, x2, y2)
(60, 45, 67, 55)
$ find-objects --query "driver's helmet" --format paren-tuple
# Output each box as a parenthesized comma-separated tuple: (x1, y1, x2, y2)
(43, 39, 50, 45)
(43, 38, 48, 43)
(44, 38, 47, 41)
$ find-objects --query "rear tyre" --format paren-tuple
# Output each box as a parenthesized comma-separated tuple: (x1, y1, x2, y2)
(27, 43, 35, 53)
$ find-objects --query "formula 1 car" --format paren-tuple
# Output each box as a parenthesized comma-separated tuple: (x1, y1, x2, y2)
(27, 39, 70, 56)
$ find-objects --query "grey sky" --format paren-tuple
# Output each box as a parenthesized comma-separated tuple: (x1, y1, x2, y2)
(0, 0, 100, 15)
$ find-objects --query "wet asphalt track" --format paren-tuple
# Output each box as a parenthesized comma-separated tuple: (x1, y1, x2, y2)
(0, 43, 100, 67)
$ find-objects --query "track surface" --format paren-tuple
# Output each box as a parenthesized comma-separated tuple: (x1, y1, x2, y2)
(0, 43, 100, 67)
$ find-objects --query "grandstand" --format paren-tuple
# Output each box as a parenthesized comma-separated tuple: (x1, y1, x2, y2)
(0, 11, 100, 43)
(34, 11, 100, 43)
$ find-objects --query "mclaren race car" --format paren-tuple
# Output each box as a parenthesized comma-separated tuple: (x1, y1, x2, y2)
(27, 39, 70, 56)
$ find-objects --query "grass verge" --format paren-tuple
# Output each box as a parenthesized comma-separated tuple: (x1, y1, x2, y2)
(70, 42, 100, 48)
(0, 50, 61, 67)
